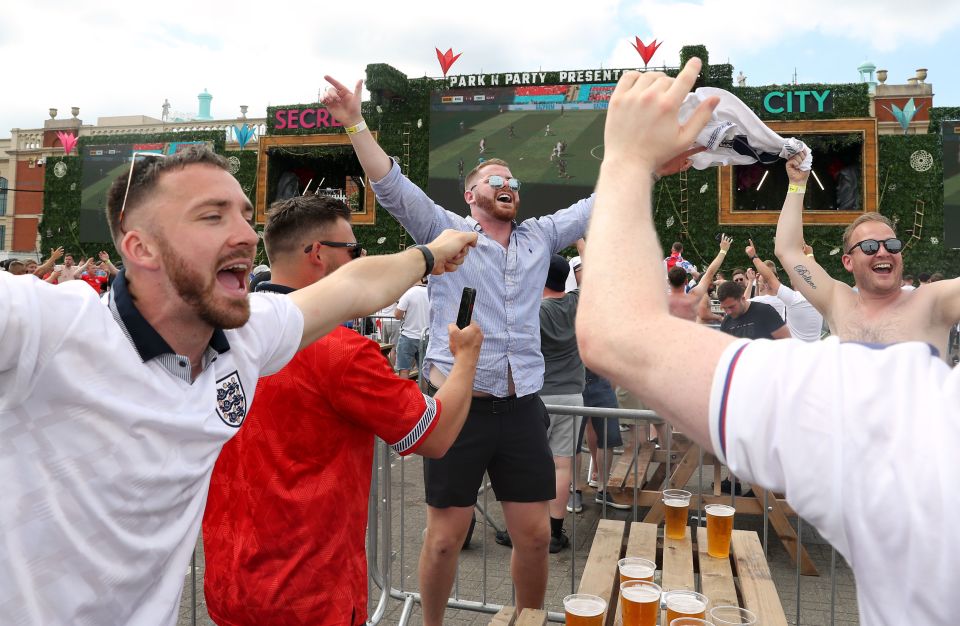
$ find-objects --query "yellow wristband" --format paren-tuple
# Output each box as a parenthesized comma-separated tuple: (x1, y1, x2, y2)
(788, 184, 806, 194)
(718, 250, 726, 255)
(344, 120, 368, 135)
(806, 253, 814, 257)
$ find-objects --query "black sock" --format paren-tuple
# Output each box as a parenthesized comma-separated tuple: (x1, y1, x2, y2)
(550, 516, 564, 536)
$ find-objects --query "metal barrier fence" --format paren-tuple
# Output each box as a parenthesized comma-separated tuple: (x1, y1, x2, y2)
(182, 398, 852, 624)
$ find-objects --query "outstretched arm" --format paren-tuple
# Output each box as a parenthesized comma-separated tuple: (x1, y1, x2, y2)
(577, 59, 733, 452)
(290, 229, 477, 349)
(774, 156, 839, 313)
(34, 247, 64, 277)
(689, 235, 732, 299)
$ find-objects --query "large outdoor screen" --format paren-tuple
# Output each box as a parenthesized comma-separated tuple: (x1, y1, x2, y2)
(427, 84, 611, 220)
(79, 141, 213, 242)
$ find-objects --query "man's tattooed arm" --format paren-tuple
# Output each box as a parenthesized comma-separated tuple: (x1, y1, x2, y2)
(794, 264, 817, 289)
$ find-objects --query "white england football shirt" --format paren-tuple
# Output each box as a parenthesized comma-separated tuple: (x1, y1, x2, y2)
(709, 337, 960, 625)
(0, 271, 303, 625)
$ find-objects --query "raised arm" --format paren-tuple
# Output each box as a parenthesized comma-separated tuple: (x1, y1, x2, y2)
(98, 251, 119, 276)
(689, 235, 732, 299)
(577, 59, 733, 452)
(321, 76, 393, 183)
(34, 247, 64, 277)
(774, 155, 839, 312)
(418, 322, 483, 457)
(290, 229, 477, 350)
(746, 238, 781, 292)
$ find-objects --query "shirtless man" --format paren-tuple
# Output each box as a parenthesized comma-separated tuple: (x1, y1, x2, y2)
(775, 154, 960, 358)
(667, 235, 731, 321)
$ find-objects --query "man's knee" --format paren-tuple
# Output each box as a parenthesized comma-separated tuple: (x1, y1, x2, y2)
(424, 511, 473, 556)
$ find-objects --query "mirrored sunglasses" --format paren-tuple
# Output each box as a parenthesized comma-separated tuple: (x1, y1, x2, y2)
(846, 238, 903, 256)
(484, 175, 521, 191)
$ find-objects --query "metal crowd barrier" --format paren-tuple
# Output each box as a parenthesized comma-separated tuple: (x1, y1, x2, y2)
(183, 402, 850, 625)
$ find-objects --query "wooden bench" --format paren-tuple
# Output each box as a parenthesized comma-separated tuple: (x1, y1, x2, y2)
(490, 522, 787, 626)
(487, 519, 625, 626)
(604, 429, 818, 576)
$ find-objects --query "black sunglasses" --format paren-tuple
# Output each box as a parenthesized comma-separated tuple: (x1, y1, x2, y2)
(846, 238, 903, 256)
(304, 241, 364, 259)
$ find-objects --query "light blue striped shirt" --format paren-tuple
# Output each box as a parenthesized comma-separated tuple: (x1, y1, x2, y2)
(371, 162, 593, 397)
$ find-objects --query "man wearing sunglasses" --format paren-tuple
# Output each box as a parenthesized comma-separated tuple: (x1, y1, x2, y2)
(775, 154, 959, 359)
(580, 57, 960, 626)
(322, 74, 702, 623)
(203, 195, 483, 626)
(0, 146, 478, 625)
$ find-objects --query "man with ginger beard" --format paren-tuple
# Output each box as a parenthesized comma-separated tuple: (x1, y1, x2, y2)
(321, 74, 703, 624)
(0, 146, 478, 625)
(775, 155, 960, 360)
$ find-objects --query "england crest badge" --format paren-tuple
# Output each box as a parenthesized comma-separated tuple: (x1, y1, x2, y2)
(215, 371, 247, 427)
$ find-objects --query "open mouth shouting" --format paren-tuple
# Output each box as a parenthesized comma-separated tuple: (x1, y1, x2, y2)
(216, 260, 252, 297)
(496, 191, 514, 204)
(872, 262, 893, 275)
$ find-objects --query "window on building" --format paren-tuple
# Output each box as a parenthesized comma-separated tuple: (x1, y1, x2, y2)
(0, 177, 7, 216)
(0, 225, 5, 250)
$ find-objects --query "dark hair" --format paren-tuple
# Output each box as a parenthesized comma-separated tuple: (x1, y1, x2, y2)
(731, 267, 745, 278)
(918, 272, 932, 282)
(930, 272, 945, 282)
(105, 145, 228, 245)
(667, 266, 688, 287)
(671, 242, 683, 253)
(717, 280, 745, 301)
(263, 195, 352, 261)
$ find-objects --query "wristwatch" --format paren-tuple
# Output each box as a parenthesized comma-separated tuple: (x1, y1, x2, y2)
(413, 244, 434, 278)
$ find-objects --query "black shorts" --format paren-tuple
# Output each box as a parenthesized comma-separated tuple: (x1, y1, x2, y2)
(423, 392, 556, 508)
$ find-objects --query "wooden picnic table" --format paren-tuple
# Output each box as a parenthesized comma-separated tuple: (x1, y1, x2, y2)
(605, 431, 817, 576)
(489, 520, 786, 625)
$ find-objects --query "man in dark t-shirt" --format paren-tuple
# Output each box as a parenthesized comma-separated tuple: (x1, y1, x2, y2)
(538, 254, 584, 553)
(717, 280, 791, 340)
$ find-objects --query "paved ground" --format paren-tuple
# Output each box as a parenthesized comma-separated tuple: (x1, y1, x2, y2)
(178, 446, 859, 625)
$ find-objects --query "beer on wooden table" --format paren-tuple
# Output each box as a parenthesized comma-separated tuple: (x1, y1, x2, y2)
(563, 594, 606, 626)
(704, 504, 735, 559)
(620, 580, 661, 626)
(662, 489, 692, 540)
(663, 590, 708, 623)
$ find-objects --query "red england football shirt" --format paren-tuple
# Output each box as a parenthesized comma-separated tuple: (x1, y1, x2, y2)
(80, 272, 107, 293)
(203, 325, 439, 626)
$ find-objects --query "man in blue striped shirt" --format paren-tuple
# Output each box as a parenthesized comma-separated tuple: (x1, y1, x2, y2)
(322, 74, 699, 622)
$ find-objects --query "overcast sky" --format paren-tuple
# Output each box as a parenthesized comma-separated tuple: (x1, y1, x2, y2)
(2, 0, 957, 135)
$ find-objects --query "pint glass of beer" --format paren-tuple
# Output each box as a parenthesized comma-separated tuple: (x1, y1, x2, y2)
(663, 590, 708, 623)
(620, 580, 661, 626)
(662, 489, 692, 540)
(618, 557, 656, 583)
(563, 593, 606, 626)
(704, 504, 736, 559)
(709, 605, 757, 625)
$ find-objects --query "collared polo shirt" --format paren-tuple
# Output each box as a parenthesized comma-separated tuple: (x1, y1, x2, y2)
(0, 270, 304, 625)
(371, 161, 592, 397)
(710, 337, 960, 624)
